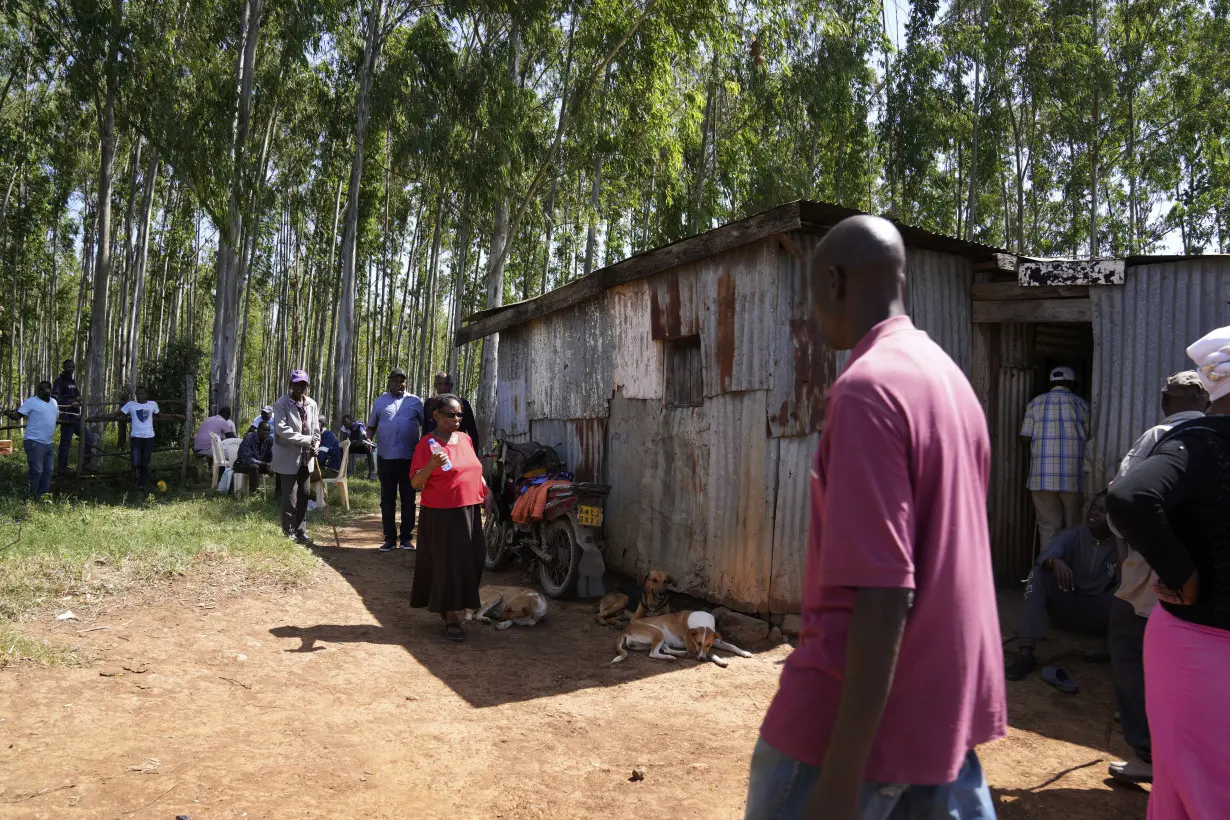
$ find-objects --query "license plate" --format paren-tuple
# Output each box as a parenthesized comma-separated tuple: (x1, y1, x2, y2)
(578, 505, 603, 527)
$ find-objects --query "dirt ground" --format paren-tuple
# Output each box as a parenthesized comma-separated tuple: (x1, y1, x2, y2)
(0, 515, 1150, 819)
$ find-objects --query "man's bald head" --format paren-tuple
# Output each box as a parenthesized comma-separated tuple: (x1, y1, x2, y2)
(809, 216, 909, 350)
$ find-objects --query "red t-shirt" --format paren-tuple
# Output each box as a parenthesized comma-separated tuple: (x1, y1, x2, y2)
(760, 316, 1006, 785)
(410, 433, 486, 509)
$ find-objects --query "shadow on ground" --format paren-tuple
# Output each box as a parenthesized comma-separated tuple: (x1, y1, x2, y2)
(268, 518, 778, 708)
(994, 590, 1127, 752)
(995, 780, 1148, 819)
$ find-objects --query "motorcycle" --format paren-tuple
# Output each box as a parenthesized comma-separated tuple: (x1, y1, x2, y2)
(482, 431, 610, 599)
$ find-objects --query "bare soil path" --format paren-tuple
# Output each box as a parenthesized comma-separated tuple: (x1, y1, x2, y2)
(0, 515, 1149, 818)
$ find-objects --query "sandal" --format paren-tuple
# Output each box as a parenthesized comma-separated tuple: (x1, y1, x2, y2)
(444, 623, 466, 642)
(1042, 665, 1080, 694)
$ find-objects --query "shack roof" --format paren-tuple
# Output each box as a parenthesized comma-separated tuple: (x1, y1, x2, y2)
(456, 200, 1007, 345)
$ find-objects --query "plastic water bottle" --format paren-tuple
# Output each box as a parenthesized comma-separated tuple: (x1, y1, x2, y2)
(428, 438, 452, 471)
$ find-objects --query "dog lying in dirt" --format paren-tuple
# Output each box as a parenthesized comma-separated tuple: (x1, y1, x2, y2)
(611, 610, 751, 667)
(466, 586, 548, 630)
(595, 570, 671, 625)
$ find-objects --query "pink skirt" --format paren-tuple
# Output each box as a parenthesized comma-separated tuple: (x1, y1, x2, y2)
(1144, 605, 1230, 820)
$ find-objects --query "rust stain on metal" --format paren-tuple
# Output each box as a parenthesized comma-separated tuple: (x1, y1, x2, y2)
(786, 318, 833, 433)
(650, 274, 682, 340)
(715, 274, 736, 392)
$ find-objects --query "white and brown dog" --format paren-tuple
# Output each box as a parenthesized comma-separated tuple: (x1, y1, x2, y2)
(467, 585, 548, 630)
(595, 570, 671, 625)
(611, 610, 751, 667)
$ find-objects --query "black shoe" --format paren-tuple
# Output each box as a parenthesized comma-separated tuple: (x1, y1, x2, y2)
(294, 532, 313, 546)
(379, 541, 396, 552)
(1005, 652, 1037, 681)
(399, 540, 415, 551)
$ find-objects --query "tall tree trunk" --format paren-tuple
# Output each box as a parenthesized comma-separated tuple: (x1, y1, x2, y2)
(477, 22, 519, 445)
(332, 0, 384, 422)
(212, 0, 263, 413)
(447, 195, 470, 381)
(1089, 0, 1100, 256)
(126, 147, 160, 392)
(583, 151, 602, 276)
(86, 85, 118, 465)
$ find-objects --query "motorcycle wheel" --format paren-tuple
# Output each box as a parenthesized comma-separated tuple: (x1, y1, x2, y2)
(484, 509, 512, 572)
(537, 519, 580, 599)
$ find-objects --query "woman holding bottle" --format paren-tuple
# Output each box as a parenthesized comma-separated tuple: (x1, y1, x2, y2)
(409, 394, 487, 641)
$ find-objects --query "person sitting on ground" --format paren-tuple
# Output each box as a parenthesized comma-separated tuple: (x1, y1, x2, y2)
(249, 405, 274, 433)
(318, 417, 343, 478)
(340, 413, 375, 479)
(231, 420, 274, 495)
(1006, 492, 1119, 681)
(193, 406, 237, 456)
(6, 380, 59, 501)
(424, 372, 479, 440)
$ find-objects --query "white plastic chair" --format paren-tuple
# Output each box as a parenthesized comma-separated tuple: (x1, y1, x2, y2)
(218, 440, 242, 491)
(316, 439, 351, 510)
(209, 433, 229, 489)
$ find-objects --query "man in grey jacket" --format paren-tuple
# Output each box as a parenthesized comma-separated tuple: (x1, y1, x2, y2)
(273, 369, 321, 543)
(1006, 491, 1119, 680)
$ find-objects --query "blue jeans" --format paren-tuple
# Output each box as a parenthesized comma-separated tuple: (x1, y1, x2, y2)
(131, 437, 155, 489)
(57, 423, 82, 473)
(23, 440, 54, 499)
(744, 738, 997, 820)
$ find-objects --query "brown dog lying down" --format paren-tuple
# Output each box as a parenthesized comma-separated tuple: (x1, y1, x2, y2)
(466, 586, 548, 630)
(611, 610, 752, 668)
(595, 570, 671, 625)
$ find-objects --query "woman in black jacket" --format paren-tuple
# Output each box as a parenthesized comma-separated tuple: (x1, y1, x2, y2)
(1107, 327, 1230, 820)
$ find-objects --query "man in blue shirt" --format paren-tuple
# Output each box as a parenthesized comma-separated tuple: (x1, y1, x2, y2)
(318, 417, 343, 476)
(340, 413, 375, 479)
(7, 381, 59, 500)
(367, 367, 424, 551)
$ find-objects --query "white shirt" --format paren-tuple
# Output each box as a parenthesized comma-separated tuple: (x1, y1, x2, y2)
(120, 401, 161, 439)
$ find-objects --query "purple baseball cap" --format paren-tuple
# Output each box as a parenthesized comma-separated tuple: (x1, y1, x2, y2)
(289, 369, 310, 385)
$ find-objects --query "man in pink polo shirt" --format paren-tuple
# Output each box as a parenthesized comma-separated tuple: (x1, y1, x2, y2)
(746, 216, 1006, 820)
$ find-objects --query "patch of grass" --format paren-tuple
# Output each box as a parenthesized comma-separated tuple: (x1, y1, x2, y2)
(0, 626, 82, 667)
(0, 444, 380, 663)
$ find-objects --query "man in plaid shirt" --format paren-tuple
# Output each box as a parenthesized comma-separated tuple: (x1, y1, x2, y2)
(1021, 366, 1090, 552)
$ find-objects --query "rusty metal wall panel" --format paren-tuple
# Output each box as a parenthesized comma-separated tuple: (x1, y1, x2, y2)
(608, 282, 663, 400)
(604, 391, 777, 611)
(768, 233, 839, 437)
(700, 239, 780, 397)
(494, 326, 530, 436)
(701, 391, 777, 610)
(768, 434, 819, 612)
(604, 393, 708, 587)
(527, 299, 613, 421)
(1090, 259, 1230, 490)
(987, 324, 1039, 583)
(529, 418, 607, 483)
(906, 249, 974, 375)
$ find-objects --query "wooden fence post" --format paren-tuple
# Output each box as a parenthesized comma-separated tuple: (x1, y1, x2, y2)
(180, 371, 194, 481)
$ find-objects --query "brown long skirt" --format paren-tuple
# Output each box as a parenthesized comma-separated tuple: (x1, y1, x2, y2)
(410, 504, 484, 614)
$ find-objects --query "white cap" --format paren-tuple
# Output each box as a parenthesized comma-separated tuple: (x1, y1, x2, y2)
(1050, 366, 1076, 383)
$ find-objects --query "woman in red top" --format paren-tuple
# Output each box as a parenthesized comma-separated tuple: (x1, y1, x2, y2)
(409, 394, 487, 641)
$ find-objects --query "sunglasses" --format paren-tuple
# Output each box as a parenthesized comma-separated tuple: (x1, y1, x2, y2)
(438, 410, 463, 419)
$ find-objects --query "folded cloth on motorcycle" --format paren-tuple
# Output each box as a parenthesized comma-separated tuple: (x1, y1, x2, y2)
(511, 479, 575, 524)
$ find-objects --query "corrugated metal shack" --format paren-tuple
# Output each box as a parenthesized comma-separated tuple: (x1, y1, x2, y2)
(971, 253, 1230, 584)
(457, 201, 1002, 615)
